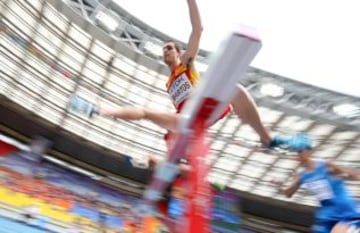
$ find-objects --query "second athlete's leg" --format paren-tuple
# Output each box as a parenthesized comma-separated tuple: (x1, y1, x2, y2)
(331, 222, 360, 233)
(331, 223, 352, 233)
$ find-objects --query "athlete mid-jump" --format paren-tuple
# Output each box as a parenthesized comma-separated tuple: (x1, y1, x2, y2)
(99, 0, 309, 151)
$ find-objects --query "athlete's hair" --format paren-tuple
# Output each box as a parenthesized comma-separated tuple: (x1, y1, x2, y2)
(165, 40, 181, 53)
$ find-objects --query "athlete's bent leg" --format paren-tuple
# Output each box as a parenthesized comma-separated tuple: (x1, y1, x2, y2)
(332, 222, 360, 233)
(331, 223, 347, 233)
(230, 84, 272, 146)
(99, 106, 180, 132)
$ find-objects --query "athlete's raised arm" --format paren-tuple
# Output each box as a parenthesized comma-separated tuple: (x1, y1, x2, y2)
(327, 161, 360, 180)
(180, 0, 203, 65)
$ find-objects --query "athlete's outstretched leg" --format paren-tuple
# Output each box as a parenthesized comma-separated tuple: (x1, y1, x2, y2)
(99, 106, 180, 132)
(231, 84, 272, 146)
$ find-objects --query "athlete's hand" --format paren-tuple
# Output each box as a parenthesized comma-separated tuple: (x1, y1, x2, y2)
(270, 177, 283, 186)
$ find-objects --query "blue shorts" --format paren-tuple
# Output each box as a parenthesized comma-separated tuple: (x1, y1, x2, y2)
(312, 219, 360, 233)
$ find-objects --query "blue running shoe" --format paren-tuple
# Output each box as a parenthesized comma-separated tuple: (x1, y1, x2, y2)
(270, 133, 312, 152)
(269, 135, 291, 148)
(288, 133, 312, 152)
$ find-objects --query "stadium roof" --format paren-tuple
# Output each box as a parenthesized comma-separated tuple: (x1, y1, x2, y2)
(1, 0, 359, 207)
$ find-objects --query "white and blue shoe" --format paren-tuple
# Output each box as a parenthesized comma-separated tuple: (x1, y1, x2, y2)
(68, 95, 98, 118)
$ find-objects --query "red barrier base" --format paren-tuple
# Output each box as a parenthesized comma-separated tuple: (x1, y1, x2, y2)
(175, 118, 212, 233)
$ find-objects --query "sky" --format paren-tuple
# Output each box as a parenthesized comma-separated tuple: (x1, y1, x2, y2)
(113, 0, 360, 97)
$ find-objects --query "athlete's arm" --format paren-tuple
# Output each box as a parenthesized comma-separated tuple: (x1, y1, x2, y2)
(180, 0, 203, 66)
(275, 174, 301, 198)
(327, 161, 360, 180)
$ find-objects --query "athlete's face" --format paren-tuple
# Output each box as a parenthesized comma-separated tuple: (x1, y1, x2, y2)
(163, 42, 180, 66)
(297, 150, 311, 166)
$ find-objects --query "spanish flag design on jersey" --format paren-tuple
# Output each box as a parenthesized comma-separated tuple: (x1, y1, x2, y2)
(166, 63, 200, 111)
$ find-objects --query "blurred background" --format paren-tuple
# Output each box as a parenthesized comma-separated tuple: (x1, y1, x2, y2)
(0, 0, 359, 232)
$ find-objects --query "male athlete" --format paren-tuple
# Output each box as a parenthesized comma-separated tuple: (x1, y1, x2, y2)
(98, 0, 309, 150)
(275, 149, 360, 233)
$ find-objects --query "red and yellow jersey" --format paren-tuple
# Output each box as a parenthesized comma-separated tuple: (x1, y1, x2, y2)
(166, 63, 200, 111)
